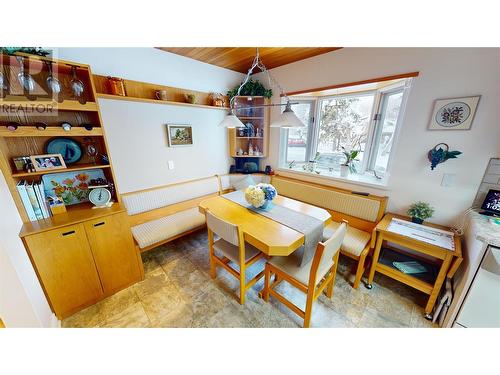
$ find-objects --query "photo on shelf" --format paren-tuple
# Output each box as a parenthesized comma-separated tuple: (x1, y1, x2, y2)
(30, 153, 67, 172)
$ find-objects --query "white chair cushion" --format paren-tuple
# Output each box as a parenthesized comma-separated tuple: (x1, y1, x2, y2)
(131, 207, 205, 249)
(269, 247, 334, 286)
(272, 177, 381, 222)
(322, 221, 371, 257)
(123, 177, 219, 215)
(213, 238, 261, 264)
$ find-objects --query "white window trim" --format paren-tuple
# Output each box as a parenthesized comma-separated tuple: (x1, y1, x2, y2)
(278, 78, 413, 188)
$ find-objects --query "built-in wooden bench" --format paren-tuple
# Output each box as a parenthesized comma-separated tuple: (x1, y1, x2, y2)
(270, 174, 388, 289)
(122, 173, 270, 253)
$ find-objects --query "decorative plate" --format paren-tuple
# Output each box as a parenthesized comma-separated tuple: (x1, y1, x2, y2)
(428, 96, 480, 130)
(45, 138, 83, 164)
(42, 169, 106, 205)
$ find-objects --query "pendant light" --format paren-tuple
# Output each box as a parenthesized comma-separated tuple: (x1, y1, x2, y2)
(218, 108, 245, 128)
(219, 48, 305, 128)
(270, 101, 305, 128)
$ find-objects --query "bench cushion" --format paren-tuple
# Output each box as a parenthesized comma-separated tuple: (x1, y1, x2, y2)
(220, 174, 270, 191)
(322, 221, 371, 257)
(272, 177, 380, 222)
(122, 176, 219, 216)
(131, 207, 205, 249)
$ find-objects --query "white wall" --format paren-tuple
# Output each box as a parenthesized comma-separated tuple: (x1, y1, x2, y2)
(57, 48, 244, 192)
(0, 173, 55, 327)
(258, 48, 500, 225)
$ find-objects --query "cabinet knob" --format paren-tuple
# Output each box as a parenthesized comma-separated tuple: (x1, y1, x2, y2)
(94, 222, 105, 227)
(62, 230, 75, 236)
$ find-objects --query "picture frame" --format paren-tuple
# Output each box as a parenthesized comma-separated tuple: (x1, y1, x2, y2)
(428, 95, 480, 130)
(167, 124, 193, 147)
(30, 153, 67, 172)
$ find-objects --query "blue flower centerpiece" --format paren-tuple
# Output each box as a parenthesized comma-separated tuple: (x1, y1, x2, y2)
(244, 183, 277, 209)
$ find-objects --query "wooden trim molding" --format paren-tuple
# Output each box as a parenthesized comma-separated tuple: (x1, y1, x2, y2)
(281, 72, 420, 97)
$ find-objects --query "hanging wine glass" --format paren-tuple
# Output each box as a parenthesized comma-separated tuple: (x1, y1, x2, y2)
(16, 56, 36, 100)
(70, 65, 86, 104)
(83, 137, 98, 165)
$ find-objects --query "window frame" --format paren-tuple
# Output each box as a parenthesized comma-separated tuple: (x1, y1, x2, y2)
(279, 77, 413, 183)
(314, 89, 377, 172)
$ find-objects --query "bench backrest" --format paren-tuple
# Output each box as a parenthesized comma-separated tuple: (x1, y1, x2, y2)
(219, 173, 270, 193)
(271, 175, 387, 232)
(122, 176, 220, 227)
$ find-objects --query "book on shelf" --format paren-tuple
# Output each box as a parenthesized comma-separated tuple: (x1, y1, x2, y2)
(25, 182, 43, 220)
(16, 180, 37, 221)
(16, 180, 52, 222)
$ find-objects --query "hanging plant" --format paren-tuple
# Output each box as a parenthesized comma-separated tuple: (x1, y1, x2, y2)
(227, 79, 273, 99)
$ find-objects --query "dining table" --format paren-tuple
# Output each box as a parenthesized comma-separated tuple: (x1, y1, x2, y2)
(198, 193, 332, 257)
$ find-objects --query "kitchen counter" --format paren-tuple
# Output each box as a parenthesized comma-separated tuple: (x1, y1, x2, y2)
(469, 211, 500, 247)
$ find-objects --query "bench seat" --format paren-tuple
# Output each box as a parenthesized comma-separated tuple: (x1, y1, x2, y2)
(131, 207, 205, 250)
(322, 221, 371, 257)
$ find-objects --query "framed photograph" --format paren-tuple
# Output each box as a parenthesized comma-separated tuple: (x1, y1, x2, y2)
(167, 124, 193, 147)
(428, 96, 480, 130)
(30, 153, 67, 172)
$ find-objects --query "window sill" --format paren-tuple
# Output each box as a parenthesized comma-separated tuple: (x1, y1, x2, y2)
(276, 167, 390, 190)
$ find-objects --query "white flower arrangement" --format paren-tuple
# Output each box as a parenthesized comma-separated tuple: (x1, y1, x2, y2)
(244, 183, 277, 208)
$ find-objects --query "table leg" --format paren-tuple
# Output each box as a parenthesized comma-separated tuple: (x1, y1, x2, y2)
(424, 253, 453, 318)
(367, 233, 384, 289)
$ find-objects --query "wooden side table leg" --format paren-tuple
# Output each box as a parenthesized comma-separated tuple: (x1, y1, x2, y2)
(367, 234, 383, 289)
(424, 253, 453, 319)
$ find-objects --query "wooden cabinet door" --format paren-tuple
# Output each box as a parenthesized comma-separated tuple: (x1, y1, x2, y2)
(84, 212, 142, 295)
(24, 224, 104, 319)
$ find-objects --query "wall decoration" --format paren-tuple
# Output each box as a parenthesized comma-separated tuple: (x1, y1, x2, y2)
(167, 124, 193, 147)
(42, 168, 106, 205)
(428, 96, 480, 130)
(30, 153, 67, 172)
(45, 137, 83, 164)
(427, 143, 462, 170)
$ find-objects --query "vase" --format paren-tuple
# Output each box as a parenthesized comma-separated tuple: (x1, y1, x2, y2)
(411, 217, 424, 224)
(340, 165, 349, 178)
(259, 200, 272, 209)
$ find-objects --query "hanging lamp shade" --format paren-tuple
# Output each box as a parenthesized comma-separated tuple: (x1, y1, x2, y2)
(270, 101, 306, 128)
(218, 108, 245, 128)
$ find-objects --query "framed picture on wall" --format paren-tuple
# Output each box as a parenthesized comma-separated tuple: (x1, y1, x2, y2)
(428, 95, 480, 130)
(167, 124, 193, 147)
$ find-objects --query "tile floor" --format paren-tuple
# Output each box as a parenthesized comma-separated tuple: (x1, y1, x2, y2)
(63, 230, 436, 328)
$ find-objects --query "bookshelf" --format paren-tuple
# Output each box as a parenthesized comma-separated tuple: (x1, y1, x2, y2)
(228, 96, 270, 160)
(0, 53, 120, 230)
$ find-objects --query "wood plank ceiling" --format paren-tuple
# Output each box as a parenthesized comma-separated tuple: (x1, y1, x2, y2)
(156, 47, 341, 73)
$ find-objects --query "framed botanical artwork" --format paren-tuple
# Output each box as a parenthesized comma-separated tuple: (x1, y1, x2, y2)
(30, 153, 67, 172)
(167, 124, 193, 147)
(428, 96, 480, 130)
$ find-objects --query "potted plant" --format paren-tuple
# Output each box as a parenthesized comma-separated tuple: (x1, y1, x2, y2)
(340, 147, 359, 177)
(227, 79, 273, 99)
(407, 201, 435, 224)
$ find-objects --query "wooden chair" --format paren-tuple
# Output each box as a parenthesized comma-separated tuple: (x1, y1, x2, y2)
(263, 223, 347, 328)
(205, 210, 266, 304)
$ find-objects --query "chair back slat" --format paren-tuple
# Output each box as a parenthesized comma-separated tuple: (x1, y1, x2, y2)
(316, 222, 347, 276)
(206, 211, 240, 246)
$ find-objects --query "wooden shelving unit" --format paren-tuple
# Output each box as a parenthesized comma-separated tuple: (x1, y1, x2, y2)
(228, 96, 270, 159)
(11, 163, 111, 178)
(0, 54, 121, 228)
(93, 75, 229, 110)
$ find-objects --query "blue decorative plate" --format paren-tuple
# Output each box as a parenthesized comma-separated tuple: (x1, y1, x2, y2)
(45, 138, 82, 164)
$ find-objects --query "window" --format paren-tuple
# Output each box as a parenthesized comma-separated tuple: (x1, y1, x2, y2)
(281, 76, 412, 182)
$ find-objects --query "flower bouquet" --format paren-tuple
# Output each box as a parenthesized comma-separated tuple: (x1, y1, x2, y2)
(244, 183, 277, 209)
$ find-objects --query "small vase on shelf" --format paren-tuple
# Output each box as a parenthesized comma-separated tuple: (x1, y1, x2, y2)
(411, 217, 424, 224)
